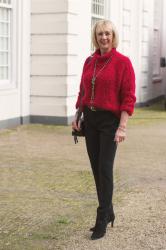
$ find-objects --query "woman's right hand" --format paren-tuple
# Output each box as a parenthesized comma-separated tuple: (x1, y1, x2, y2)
(72, 119, 80, 131)
(72, 110, 82, 131)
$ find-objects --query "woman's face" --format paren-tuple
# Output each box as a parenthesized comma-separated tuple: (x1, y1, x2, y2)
(96, 24, 113, 54)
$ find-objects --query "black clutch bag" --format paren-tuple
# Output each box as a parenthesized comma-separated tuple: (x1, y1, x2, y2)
(72, 78, 87, 143)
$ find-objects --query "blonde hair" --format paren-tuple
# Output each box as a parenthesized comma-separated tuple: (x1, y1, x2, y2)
(92, 20, 119, 49)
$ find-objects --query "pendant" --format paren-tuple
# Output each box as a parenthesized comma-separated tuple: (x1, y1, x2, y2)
(91, 77, 95, 85)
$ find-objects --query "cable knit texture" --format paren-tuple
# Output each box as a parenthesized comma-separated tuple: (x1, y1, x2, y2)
(76, 48, 136, 118)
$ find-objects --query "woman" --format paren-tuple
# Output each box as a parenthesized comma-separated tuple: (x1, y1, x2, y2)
(72, 20, 136, 240)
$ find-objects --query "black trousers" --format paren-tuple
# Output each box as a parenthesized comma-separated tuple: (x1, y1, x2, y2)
(83, 106, 120, 215)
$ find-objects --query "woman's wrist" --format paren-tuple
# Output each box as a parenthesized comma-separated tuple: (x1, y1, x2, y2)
(118, 125, 127, 132)
(75, 109, 79, 119)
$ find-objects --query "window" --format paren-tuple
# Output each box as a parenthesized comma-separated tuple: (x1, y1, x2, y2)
(91, 0, 106, 51)
(152, 29, 160, 76)
(91, 0, 105, 26)
(152, 0, 161, 76)
(0, 0, 12, 83)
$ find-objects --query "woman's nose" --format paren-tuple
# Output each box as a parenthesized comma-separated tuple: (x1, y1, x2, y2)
(101, 33, 107, 39)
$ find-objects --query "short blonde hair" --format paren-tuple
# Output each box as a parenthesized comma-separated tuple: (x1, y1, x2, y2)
(92, 20, 119, 49)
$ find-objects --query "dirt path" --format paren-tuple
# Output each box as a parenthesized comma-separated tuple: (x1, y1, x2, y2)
(0, 112, 166, 250)
(63, 121, 166, 250)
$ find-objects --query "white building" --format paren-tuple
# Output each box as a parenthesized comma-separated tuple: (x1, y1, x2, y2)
(0, 0, 166, 128)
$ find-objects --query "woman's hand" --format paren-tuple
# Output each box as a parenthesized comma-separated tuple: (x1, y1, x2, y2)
(72, 111, 81, 131)
(72, 119, 81, 131)
(114, 126, 126, 144)
(114, 111, 128, 145)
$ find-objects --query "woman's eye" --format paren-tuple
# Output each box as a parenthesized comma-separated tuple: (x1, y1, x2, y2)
(97, 32, 112, 36)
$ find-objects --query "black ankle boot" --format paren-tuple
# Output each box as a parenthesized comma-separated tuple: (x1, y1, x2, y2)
(90, 209, 112, 240)
(91, 217, 109, 240)
(90, 210, 115, 232)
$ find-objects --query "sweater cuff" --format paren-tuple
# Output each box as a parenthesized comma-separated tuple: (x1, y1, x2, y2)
(120, 106, 134, 116)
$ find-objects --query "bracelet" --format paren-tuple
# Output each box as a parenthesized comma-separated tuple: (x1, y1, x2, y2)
(118, 126, 126, 132)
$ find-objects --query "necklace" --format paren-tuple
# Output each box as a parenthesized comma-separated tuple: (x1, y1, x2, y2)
(91, 56, 112, 102)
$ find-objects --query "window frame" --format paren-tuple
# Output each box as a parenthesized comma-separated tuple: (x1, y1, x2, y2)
(91, 0, 107, 27)
(152, 28, 160, 76)
(91, 0, 109, 51)
(0, 0, 17, 89)
(152, 0, 161, 77)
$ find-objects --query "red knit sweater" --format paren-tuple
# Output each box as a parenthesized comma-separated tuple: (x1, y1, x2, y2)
(76, 48, 136, 118)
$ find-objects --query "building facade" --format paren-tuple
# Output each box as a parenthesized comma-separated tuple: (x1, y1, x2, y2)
(0, 0, 166, 128)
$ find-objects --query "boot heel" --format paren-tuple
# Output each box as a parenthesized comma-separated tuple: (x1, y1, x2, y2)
(111, 219, 114, 227)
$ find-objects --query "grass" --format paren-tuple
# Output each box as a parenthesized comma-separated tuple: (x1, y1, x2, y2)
(128, 99, 166, 126)
(0, 100, 166, 249)
(0, 136, 97, 250)
(0, 168, 96, 249)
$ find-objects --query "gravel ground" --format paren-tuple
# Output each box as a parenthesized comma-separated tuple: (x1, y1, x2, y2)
(0, 105, 166, 250)
(63, 121, 166, 250)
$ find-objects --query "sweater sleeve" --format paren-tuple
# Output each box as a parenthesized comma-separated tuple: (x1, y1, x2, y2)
(75, 72, 84, 109)
(120, 58, 136, 116)
(75, 56, 91, 109)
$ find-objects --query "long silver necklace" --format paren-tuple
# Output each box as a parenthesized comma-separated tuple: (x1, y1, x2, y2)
(91, 56, 112, 102)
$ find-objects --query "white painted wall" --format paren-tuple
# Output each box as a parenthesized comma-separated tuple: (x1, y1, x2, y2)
(161, 0, 166, 97)
(19, 0, 31, 120)
(30, 0, 166, 125)
(31, 0, 91, 122)
(67, 0, 91, 117)
(31, 0, 78, 121)
(31, 0, 68, 118)
(0, 0, 165, 128)
(110, 0, 165, 105)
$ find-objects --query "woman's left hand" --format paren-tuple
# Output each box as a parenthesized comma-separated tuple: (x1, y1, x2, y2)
(114, 127, 126, 144)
